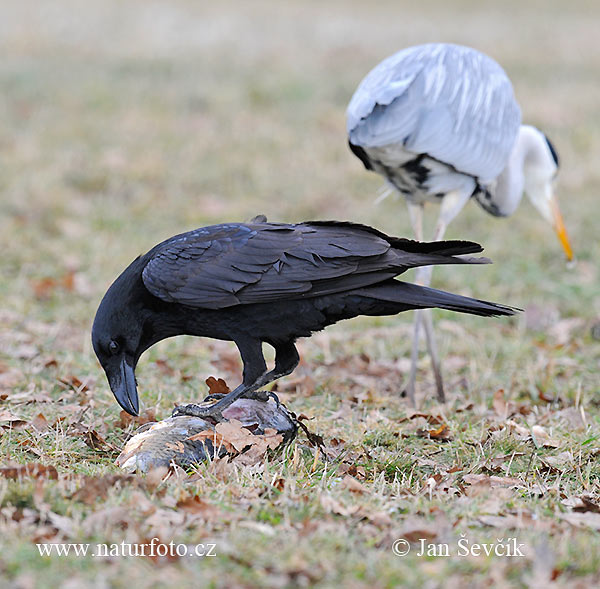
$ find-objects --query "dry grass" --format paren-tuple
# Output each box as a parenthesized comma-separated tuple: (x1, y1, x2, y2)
(1, 0, 599, 587)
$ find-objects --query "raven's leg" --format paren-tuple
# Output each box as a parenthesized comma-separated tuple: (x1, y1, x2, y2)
(172, 338, 267, 418)
(243, 341, 300, 403)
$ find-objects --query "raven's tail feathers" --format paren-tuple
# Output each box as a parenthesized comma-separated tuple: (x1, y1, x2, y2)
(354, 281, 518, 318)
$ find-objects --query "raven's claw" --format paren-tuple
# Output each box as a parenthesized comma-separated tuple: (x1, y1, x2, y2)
(171, 402, 223, 421)
(243, 390, 281, 408)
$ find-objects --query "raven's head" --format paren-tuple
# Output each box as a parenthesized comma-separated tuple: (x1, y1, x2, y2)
(92, 258, 153, 416)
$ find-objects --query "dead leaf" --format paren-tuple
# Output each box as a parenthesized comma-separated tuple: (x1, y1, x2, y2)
(176, 494, 219, 518)
(563, 496, 600, 513)
(0, 408, 27, 428)
(478, 513, 539, 531)
(403, 529, 438, 543)
(341, 475, 368, 494)
(187, 429, 235, 453)
(31, 412, 49, 431)
(538, 389, 556, 403)
(114, 408, 156, 429)
(213, 419, 257, 452)
(559, 512, 600, 530)
(543, 451, 573, 469)
(463, 474, 523, 491)
(531, 425, 560, 448)
(0, 463, 58, 480)
(206, 376, 230, 395)
(398, 412, 444, 425)
(71, 474, 136, 505)
(31, 273, 74, 300)
(493, 388, 515, 417)
(232, 429, 284, 467)
(417, 423, 452, 441)
(58, 375, 90, 393)
(360, 509, 391, 527)
(339, 463, 367, 480)
(154, 359, 175, 376)
(70, 423, 117, 451)
(320, 494, 360, 517)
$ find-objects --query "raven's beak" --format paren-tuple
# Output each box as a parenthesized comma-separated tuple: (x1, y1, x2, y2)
(550, 196, 574, 261)
(112, 356, 139, 416)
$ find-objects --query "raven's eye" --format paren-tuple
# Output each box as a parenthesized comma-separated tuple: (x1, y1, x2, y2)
(108, 340, 120, 355)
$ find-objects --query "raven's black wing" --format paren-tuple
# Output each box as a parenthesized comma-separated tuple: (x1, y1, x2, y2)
(141, 221, 484, 309)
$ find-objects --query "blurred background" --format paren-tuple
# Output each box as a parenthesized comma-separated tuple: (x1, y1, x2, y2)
(1, 0, 598, 400)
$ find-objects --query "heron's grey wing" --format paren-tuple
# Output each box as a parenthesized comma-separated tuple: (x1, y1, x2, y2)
(141, 222, 404, 310)
(347, 43, 522, 182)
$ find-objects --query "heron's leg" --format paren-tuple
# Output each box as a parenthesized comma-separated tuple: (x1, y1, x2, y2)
(421, 189, 471, 402)
(405, 202, 425, 404)
(173, 339, 267, 418)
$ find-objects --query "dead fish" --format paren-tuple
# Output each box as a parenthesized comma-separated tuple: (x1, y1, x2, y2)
(116, 396, 297, 473)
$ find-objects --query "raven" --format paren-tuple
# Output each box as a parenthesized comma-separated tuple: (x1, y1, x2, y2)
(92, 220, 515, 416)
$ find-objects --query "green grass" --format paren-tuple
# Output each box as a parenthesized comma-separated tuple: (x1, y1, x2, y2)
(1, 0, 599, 586)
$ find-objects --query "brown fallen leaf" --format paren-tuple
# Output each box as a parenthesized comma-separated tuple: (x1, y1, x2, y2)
(531, 425, 560, 448)
(341, 475, 368, 494)
(31, 412, 49, 431)
(71, 474, 137, 505)
(176, 494, 220, 518)
(417, 423, 452, 441)
(0, 408, 27, 428)
(398, 411, 444, 425)
(70, 422, 117, 451)
(31, 271, 76, 300)
(563, 496, 600, 513)
(114, 408, 157, 430)
(320, 494, 360, 517)
(478, 513, 540, 531)
(492, 388, 516, 418)
(213, 419, 258, 452)
(463, 474, 523, 489)
(403, 529, 438, 543)
(187, 429, 236, 454)
(58, 375, 90, 393)
(206, 376, 230, 395)
(559, 512, 600, 530)
(232, 428, 284, 466)
(339, 463, 367, 480)
(538, 389, 556, 403)
(0, 463, 58, 480)
(17, 438, 46, 458)
(154, 359, 175, 376)
(359, 508, 392, 528)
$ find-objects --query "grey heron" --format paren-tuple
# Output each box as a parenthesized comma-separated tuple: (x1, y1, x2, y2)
(346, 42, 573, 403)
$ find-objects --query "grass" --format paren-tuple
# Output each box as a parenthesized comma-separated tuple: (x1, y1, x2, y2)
(1, 0, 599, 586)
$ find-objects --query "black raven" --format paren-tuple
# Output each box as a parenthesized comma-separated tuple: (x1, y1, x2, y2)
(92, 220, 515, 416)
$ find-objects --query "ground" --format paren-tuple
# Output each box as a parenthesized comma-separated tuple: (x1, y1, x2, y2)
(1, 0, 599, 587)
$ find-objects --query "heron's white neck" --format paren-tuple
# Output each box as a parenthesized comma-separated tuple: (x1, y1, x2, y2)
(491, 125, 551, 217)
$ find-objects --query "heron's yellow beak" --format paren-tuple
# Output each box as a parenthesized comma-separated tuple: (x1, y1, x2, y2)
(550, 197, 573, 261)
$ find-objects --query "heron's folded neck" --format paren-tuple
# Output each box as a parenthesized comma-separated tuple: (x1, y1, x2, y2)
(490, 125, 543, 217)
